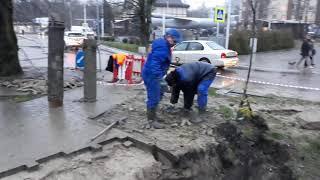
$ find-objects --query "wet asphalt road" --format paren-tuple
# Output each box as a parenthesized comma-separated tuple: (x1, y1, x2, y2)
(17, 34, 320, 102)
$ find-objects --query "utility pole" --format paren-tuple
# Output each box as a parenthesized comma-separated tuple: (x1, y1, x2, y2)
(68, 1, 72, 28)
(83, 3, 87, 24)
(225, 0, 232, 49)
(162, 0, 169, 35)
(96, 0, 101, 41)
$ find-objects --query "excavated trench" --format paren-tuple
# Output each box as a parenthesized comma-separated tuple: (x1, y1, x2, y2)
(153, 115, 296, 180)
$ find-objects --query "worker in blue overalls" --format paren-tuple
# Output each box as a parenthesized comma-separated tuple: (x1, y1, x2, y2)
(142, 29, 181, 129)
(165, 62, 217, 123)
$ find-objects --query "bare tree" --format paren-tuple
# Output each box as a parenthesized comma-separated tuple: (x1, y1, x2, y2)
(103, 0, 114, 36)
(124, 0, 155, 46)
(0, 0, 23, 76)
(238, 0, 258, 119)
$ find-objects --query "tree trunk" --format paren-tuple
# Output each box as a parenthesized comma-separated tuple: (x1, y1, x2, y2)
(243, 0, 256, 99)
(139, 0, 153, 47)
(103, 0, 114, 36)
(0, 0, 23, 76)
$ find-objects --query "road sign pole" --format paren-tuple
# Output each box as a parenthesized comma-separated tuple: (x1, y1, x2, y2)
(83, 3, 87, 24)
(217, 23, 220, 38)
(96, 0, 100, 42)
(214, 7, 225, 41)
(225, 0, 232, 49)
(162, 0, 169, 35)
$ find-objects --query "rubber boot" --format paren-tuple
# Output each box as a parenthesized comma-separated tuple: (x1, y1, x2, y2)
(147, 108, 164, 129)
(197, 108, 208, 122)
(183, 109, 203, 124)
(198, 108, 208, 115)
(199, 108, 208, 117)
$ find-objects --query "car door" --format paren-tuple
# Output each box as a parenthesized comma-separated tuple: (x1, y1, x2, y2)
(172, 42, 189, 64)
(183, 42, 205, 63)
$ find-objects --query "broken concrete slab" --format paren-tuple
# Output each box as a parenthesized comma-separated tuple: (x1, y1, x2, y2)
(0, 84, 142, 178)
(123, 140, 134, 148)
(297, 110, 320, 130)
(0, 87, 29, 97)
(2, 141, 162, 180)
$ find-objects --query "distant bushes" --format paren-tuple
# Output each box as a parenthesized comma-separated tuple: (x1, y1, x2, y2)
(229, 30, 295, 55)
(103, 41, 139, 53)
(257, 30, 294, 51)
(229, 31, 251, 55)
(100, 36, 115, 41)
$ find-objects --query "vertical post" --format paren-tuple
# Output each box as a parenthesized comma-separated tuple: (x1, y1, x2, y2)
(217, 23, 220, 38)
(83, 39, 97, 102)
(83, 3, 87, 24)
(68, 1, 73, 27)
(101, 18, 104, 37)
(48, 15, 65, 108)
(268, 21, 271, 30)
(96, 0, 101, 42)
(162, 8, 166, 35)
(225, 0, 232, 49)
(162, 0, 169, 35)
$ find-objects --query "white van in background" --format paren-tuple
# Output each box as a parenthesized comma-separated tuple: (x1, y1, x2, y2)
(64, 31, 86, 49)
(71, 25, 95, 38)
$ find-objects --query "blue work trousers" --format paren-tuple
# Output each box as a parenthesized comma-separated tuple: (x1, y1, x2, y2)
(142, 73, 164, 109)
(197, 79, 214, 109)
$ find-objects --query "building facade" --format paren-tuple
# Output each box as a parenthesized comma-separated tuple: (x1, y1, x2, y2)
(153, 0, 190, 17)
(240, 0, 319, 24)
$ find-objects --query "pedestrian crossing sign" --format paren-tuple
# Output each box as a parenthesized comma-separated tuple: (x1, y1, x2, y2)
(214, 7, 225, 23)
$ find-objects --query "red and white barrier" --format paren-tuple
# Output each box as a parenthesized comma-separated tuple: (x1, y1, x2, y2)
(111, 55, 145, 84)
(125, 55, 145, 84)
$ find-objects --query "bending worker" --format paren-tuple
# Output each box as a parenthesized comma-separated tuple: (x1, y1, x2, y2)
(142, 29, 181, 129)
(165, 62, 217, 123)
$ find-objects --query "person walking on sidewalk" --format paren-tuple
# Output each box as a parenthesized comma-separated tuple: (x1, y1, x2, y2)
(308, 38, 316, 68)
(296, 37, 312, 68)
(165, 62, 217, 124)
(142, 29, 181, 129)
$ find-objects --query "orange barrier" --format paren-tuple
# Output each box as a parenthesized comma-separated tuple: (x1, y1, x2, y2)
(125, 55, 145, 84)
(111, 55, 145, 84)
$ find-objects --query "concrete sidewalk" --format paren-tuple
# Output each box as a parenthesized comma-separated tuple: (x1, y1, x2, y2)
(238, 48, 320, 74)
(0, 84, 142, 177)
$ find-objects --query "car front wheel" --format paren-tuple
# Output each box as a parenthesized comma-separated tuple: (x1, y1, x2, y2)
(199, 58, 211, 64)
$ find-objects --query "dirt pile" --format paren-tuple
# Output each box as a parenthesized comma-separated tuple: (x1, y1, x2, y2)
(215, 117, 294, 180)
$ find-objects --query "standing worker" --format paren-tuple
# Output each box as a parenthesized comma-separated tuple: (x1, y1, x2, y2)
(112, 53, 127, 82)
(165, 62, 217, 124)
(142, 29, 181, 129)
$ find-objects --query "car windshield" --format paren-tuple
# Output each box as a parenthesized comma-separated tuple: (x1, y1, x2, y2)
(207, 42, 225, 50)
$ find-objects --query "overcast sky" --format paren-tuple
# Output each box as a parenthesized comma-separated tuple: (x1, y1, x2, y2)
(184, 0, 226, 10)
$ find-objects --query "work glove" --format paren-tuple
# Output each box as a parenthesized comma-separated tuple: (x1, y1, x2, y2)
(160, 79, 170, 93)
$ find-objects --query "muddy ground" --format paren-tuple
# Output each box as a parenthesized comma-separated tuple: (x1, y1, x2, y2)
(3, 90, 320, 180)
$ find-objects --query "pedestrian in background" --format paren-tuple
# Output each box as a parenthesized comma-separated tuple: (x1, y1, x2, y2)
(308, 38, 316, 68)
(296, 36, 312, 68)
(142, 29, 181, 129)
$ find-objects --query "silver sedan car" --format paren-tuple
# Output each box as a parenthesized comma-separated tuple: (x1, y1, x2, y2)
(172, 40, 239, 68)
